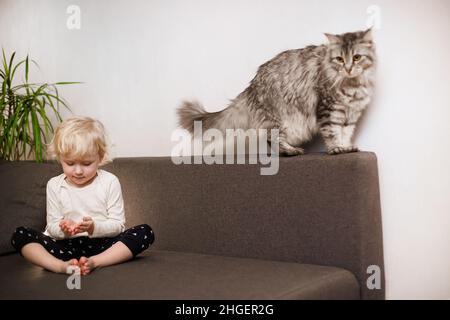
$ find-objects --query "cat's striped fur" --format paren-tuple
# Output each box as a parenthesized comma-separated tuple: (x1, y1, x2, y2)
(177, 29, 376, 155)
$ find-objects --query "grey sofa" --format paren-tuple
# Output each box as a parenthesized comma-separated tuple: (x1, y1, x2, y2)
(0, 152, 384, 299)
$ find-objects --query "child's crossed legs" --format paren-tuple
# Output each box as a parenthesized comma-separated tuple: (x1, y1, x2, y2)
(11, 224, 154, 275)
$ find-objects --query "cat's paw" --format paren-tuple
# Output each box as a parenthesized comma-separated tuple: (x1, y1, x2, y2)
(328, 146, 359, 155)
(279, 146, 305, 156)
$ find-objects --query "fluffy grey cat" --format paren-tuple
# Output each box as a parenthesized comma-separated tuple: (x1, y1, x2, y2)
(177, 29, 376, 155)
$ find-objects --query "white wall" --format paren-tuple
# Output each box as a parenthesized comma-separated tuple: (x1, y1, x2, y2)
(1, 0, 449, 299)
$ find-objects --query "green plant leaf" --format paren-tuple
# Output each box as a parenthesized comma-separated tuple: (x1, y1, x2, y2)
(54, 81, 83, 85)
(30, 107, 42, 162)
(25, 55, 29, 83)
(2, 49, 9, 78)
(35, 96, 52, 140)
(11, 59, 25, 83)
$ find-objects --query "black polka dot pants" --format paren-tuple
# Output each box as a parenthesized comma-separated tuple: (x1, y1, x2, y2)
(11, 224, 155, 260)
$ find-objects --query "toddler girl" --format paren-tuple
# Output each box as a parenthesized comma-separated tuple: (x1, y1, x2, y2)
(11, 116, 154, 275)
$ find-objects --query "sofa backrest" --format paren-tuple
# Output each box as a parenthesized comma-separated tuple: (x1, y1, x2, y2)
(0, 161, 61, 254)
(0, 152, 385, 299)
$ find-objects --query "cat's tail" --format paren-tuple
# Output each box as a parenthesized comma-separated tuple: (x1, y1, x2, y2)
(177, 100, 246, 135)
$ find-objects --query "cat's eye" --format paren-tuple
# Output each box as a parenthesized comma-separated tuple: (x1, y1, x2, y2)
(353, 54, 362, 62)
(335, 57, 344, 63)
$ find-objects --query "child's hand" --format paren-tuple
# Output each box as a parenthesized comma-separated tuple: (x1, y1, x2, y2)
(73, 217, 95, 235)
(59, 219, 78, 236)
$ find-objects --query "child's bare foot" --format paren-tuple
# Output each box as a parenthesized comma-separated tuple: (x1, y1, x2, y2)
(59, 258, 79, 274)
(78, 256, 96, 275)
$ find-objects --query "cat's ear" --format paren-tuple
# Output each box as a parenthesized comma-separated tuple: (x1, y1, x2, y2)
(362, 28, 373, 42)
(324, 33, 341, 45)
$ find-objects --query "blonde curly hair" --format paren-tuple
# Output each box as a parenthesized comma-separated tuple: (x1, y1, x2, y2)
(47, 116, 111, 165)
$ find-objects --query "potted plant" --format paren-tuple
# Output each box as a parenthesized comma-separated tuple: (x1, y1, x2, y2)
(0, 49, 79, 162)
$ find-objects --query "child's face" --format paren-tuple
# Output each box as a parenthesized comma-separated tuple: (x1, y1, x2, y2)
(60, 153, 101, 187)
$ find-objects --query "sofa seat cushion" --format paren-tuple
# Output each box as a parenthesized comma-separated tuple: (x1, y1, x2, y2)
(0, 250, 359, 299)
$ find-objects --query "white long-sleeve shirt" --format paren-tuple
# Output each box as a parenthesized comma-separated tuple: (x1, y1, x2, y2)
(45, 169, 126, 239)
